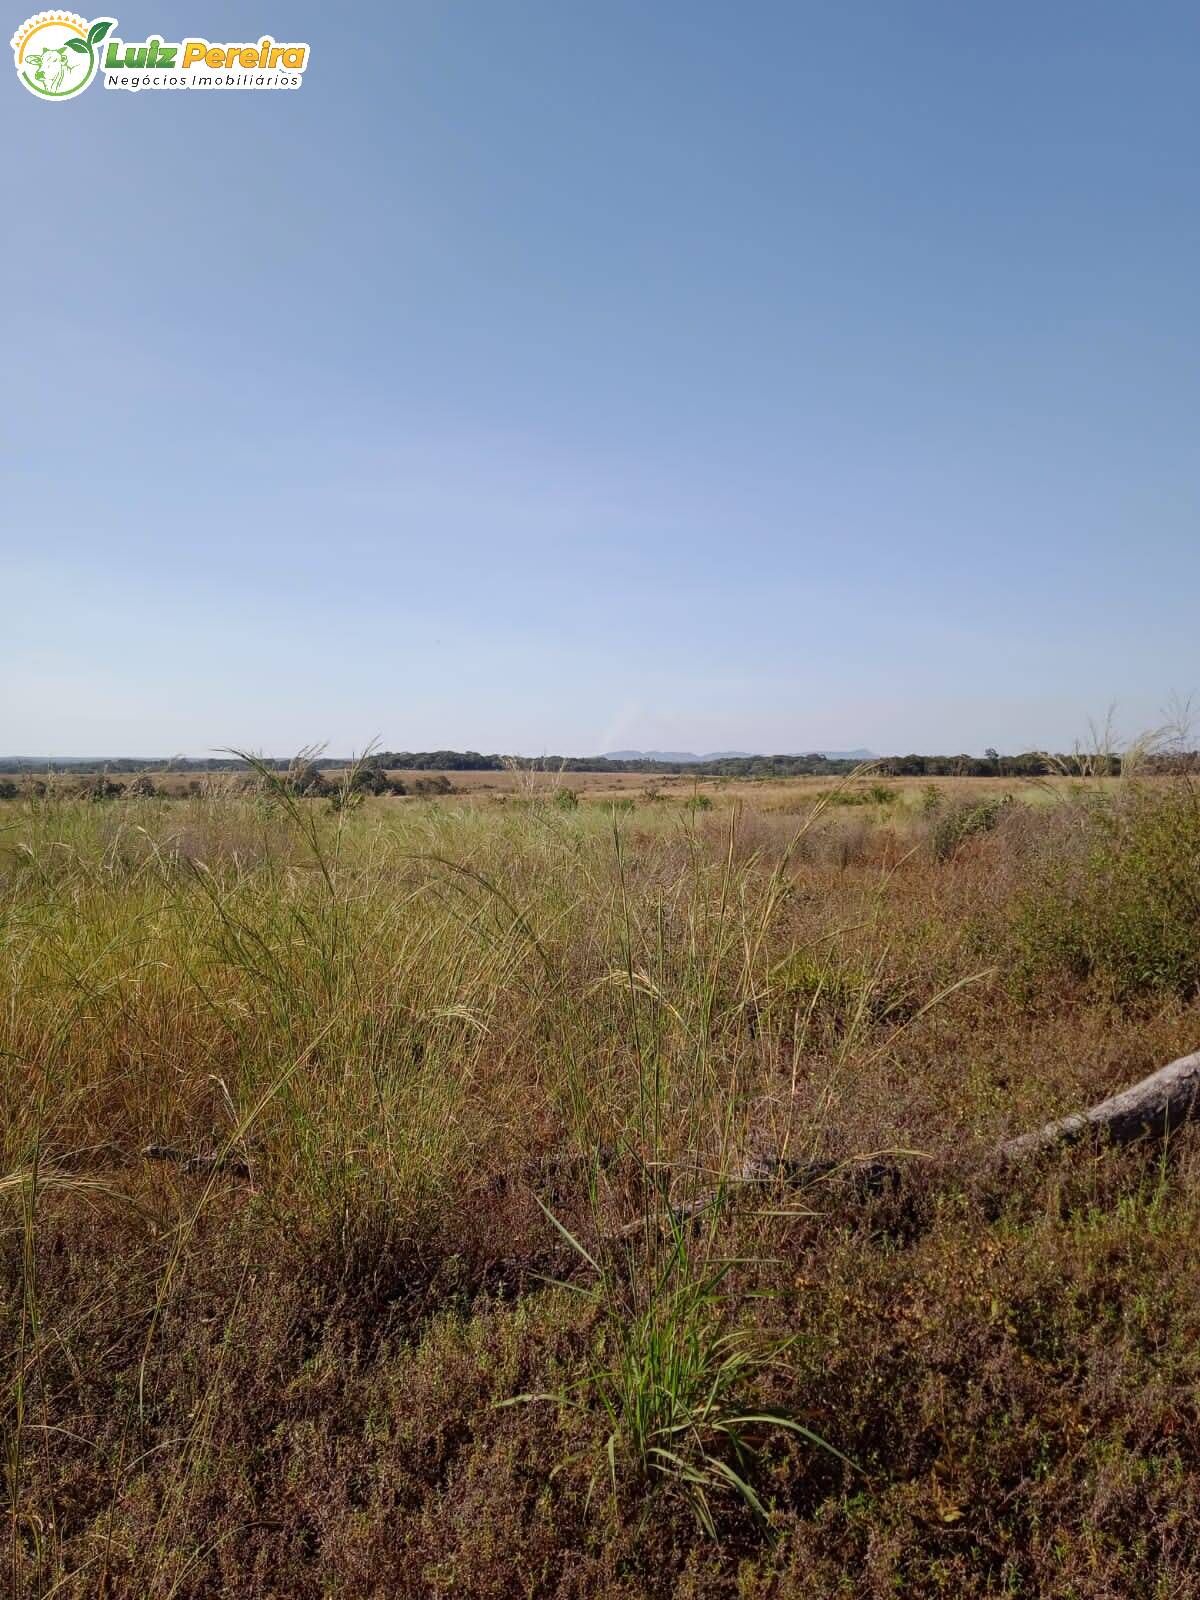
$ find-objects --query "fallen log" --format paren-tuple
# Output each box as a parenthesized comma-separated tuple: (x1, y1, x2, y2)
(142, 1143, 253, 1181)
(993, 1047, 1200, 1165)
(603, 1047, 1200, 1240)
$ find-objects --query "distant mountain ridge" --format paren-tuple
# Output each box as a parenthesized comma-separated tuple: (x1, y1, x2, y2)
(604, 749, 877, 763)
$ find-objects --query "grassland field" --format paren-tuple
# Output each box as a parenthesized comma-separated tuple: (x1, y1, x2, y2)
(22, 765, 1097, 807)
(2, 767, 1199, 1597)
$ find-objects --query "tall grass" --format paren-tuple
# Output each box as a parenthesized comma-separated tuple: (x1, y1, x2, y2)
(0, 783, 864, 1553)
(3, 774, 1200, 1593)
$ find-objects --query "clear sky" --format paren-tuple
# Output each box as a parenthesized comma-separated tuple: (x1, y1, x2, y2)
(2, 1, 1197, 757)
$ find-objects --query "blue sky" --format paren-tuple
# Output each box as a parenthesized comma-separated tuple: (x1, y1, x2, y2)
(2, 1, 1197, 756)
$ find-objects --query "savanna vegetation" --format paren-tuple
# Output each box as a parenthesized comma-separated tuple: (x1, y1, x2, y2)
(3, 759, 1200, 1596)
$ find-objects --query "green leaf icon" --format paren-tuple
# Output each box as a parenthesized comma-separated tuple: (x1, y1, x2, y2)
(87, 19, 112, 46)
(65, 37, 88, 52)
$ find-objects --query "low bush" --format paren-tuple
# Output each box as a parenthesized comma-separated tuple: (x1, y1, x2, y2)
(348, 765, 391, 797)
(284, 759, 330, 797)
(413, 774, 454, 797)
(931, 796, 1008, 861)
(75, 774, 122, 801)
(829, 783, 896, 808)
(1011, 783, 1200, 1000)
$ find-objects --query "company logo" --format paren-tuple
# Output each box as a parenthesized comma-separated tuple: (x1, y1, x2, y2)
(11, 13, 310, 96)
(11, 12, 113, 98)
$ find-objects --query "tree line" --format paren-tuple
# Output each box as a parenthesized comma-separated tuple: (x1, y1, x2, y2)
(4, 748, 1181, 781)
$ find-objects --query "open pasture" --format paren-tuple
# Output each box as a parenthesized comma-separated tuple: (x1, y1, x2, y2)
(2, 771, 1199, 1596)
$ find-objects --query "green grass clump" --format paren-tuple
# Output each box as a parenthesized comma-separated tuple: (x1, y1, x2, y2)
(509, 1215, 847, 1534)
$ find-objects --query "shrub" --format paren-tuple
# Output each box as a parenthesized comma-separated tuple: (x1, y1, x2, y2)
(76, 774, 122, 802)
(413, 775, 453, 797)
(828, 783, 895, 808)
(347, 765, 390, 797)
(124, 774, 158, 799)
(1011, 784, 1200, 1000)
(931, 797, 1007, 861)
(554, 786, 579, 811)
(0, 779, 17, 800)
(285, 760, 330, 798)
(327, 788, 363, 814)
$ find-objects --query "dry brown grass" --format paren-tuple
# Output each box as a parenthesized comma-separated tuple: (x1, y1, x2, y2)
(2, 777, 1198, 1596)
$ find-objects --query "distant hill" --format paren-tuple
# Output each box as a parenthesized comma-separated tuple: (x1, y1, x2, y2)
(603, 750, 743, 763)
(604, 749, 877, 763)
